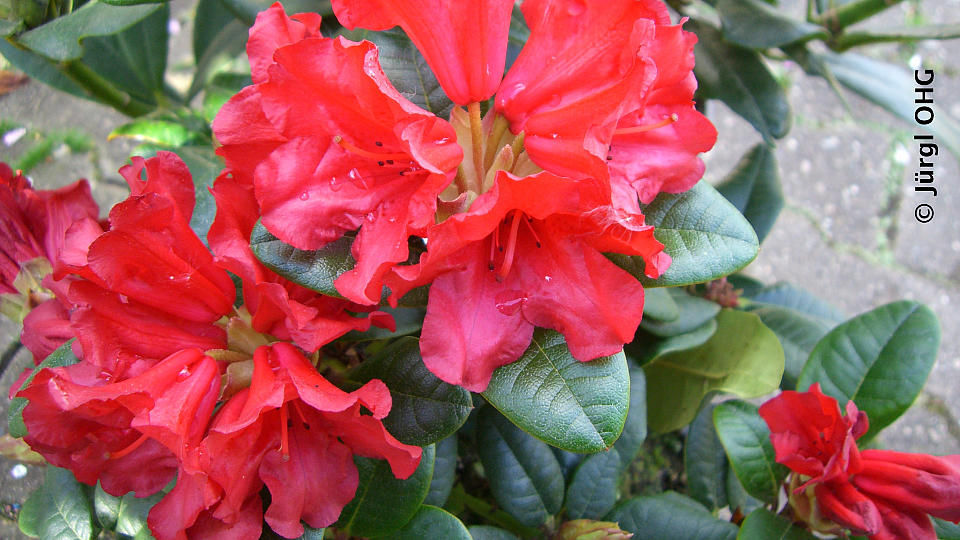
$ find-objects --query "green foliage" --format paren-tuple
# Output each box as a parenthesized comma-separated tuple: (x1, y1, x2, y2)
(713, 400, 789, 505)
(483, 329, 630, 453)
(605, 492, 739, 540)
(20, 467, 97, 540)
(9, 341, 80, 438)
(715, 144, 784, 244)
(684, 403, 728, 511)
(738, 508, 819, 540)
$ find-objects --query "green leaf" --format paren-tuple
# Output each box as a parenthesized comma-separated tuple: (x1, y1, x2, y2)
(611, 181, 760, 288)
(190, 0, 248, 99)
(477, 407, 565, 527)
(349, 337, 472, 446)
(748, 282, 844, 322)
(364, 30, 454, 119)
(424, 435, 458, 507)
(468, 525, 521, 540)
(797, 301, 941, 441)
(0, 37, 88, 100)
(114, 492, 163, 537)
(9, 340, 80, 438)
(644, 310, 783, 433)
(99, 0, 166, 4)
(640, 289, 720, 337)
(93, 485, 121, 531)
(0, 20, 23, 37)
(737, 508, 819, 540)
(716, 0, 827, 49)
(833, 24, 960, 51)
(250, 220, 355, 299)
(606, 492, 738, 540)
(505, 4, 529, 72)
(382, 505, 470, 540)
(684, 403, 728, 511)
(715, 144, 783, 243)
(565, 448, 621, 519)
(626, 319, 718, 367)
(642, 287, 680, 321)
(815, 52, 960, 158)
(19, 467, 97, 540)
(748, 305, 833, 390)
(613, 368, 647, 469)
(713, 400, 789, 505)
(17, 1, 162, 61)
(217, 0, 333, 26)
(483, 329, 630, 453)
(725, 460, 762, 515)
(934, 517, 960, 539)
(334, 444, 435, 538)
(341, 306, 424, 342)
(691, 20, 791, 141)
(111, 119, 203, 147)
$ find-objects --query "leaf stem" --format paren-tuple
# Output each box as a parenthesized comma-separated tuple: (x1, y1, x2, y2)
(60, 60, 153, 117)
(814, 0, 905, 33)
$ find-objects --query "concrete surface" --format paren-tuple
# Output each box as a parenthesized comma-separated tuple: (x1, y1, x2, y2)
(0, 0, 958, 538)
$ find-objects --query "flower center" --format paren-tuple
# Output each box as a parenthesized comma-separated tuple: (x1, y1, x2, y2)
(488, 210, 542, 282)
(206, 307, 276, 399)
(0, 257, 54, 323)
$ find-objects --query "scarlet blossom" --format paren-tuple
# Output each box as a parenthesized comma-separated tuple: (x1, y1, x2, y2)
(759, 384, 960, 540)
(0, 163, 101, 359)
(148, 343, 422, 540)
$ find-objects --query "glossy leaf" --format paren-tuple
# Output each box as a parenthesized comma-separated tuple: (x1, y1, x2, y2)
(626, 319, 718, 367)
(477, 407, 565, 527)
(612, 181, 760, 288)
(748, 305, 832, 390)
(642, 287, 680, 321)
(483, 329, 630, 453)
(334, 444, 435, 538)
(424, 435, 458, 507)
(383, 505, 470, 540)
(19, 467, 97, 540)
(605, 492, 738, 540)
(9, 340, 80, 438)
(217, 0, 333, 26)
(691, 20, 791, 141)
(934, 517, 960, 539)
(684, 403, 728, 511)
(250, 221, 355, 299)
(361, 29, 455, 119)
(93, 484, 121, 531)
(190, 0, 248, 99)
(644, 310, 783, 433)
(748, 282, 844, 322)
(797, 301, 941, 441)
(613, 368, 647, 469)
(565, 448, 622, 520)
(738, 508, 818, 540)
(716, 0, 827, 49)
(715, 144, 783, 243)
(114, 492, 162, 537)
(349, 337, 472, 446)
(714, 400, 789, 505)
(725, 460, 762, 516)
(640, 289, 720, 337)
(469, 525, 521, 540)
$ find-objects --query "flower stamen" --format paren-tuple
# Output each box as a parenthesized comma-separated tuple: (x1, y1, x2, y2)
(109, 433, 150, 460)
(334, 135, 410, 162)
(613, 113, 679, 136)
(497, 211, 523, 281)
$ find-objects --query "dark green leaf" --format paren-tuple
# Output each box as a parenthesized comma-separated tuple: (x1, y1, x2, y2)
(190, 0, 248, 99)
(349, 337, 472, 446)
(684, 403, 728, 511)
(691, 20, 791, 141)
(363, 30, 454, 119)
(250, 220, 355, 299)
(738, 508, 819, 540)
(716, 0, 827, 49)
(0, 38, 89, 100)
(342, 306, 424, 342)
(833, 24, 960, 51)
(640, 289, 720, 337)
(468, 525, 521, 540)
(114, 491, 163, 537)
(217, 0, 332, 26)
(605, 492, 738, 540)
(477, 407, 564, 527)
(99, 0, 166, 4)
(483, 329, 630, 453)
(424, 435, 458, 507)
(552, 447, 584, 481)
(564, 448, 621, 519)
(382, 505, 470, 540)
(17, 2, 162, 61)
(797, 301, 941, 441)
(748, 305, 833, 389)
(725, 460, 761, 515)
(713, 400, 788, 504)
(626, 319, 718, 367)
(715, 144, 783, 243)
(611, 181, 760, 288)
(644, 310, 783, 433)
(335, 444, 435, 538)
(934, 516, 960, 539)
(748, 282, 844, 322)
(642, 287, 680, 321)
(505, 4, 529, 72)
(93, 484, 121, 531)
(19, 467, 97, 540)
(613, 368, 647, 469)
(9, 340, 80, 438)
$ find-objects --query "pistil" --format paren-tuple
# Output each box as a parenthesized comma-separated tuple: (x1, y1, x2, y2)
(613, 113, 679, 136)
(467, 102, 486, 188)
(334, 135, 410, 163)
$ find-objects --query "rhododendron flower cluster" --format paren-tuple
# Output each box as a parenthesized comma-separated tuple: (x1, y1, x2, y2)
(215, 0, 716, 391)
(10, 154, 420, 539)
(760, 384, 960, 540)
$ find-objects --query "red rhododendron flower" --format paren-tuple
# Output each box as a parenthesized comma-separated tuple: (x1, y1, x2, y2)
(759, 384, 960, 539)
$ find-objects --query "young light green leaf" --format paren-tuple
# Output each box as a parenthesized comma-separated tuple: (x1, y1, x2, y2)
(477, 407, 565, 527)
(644, 310, 783, 433)
(797, 301, 941, 441)
(713, 400, 789, 504)
(715, 144, 783, 243)
(626, 320, 718, 367)
(483, 329, 630, 453)
(610, 181, 760, 288)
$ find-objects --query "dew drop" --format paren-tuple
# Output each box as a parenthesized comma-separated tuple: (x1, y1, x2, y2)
(435, 137, 451, 145)
(549, 133, 559, 139)
(365, 212, 375, 222)
(543, 275, 552, 283)
(177, 366, 191, 381)
(299, 191, 310, 201)
(387, 216, 397, 223)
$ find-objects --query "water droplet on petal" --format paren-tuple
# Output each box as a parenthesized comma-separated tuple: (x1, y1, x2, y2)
(435, 137, 451, 145)
(549, 133, 559, 139)
(177, 366, 191, 381)
(495, 290, 527, 315)
(543, 275, 552, 283)
(567, 0, 586, 16)
(299, 191, 310, 201)
(387, 216, 397, 223)
(365, 212, 375, 222)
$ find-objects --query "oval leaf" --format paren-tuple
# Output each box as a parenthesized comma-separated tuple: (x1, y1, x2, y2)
(349, 337, 472, 446)
(21, 467, 97, 540)
(715, 144, 784, 243)
(749, 305, 832, 390)
(640, 289, 720, 337)
(612, 181, 760, 288)
(565, 448, 621, 520)
(684, 403, 728, 511)
(424, 435, 458, 507)
(716, 0, 827, 49)
(483, 329, 630, 453)
(613, 368, 647, 469)
(642, 287, 680, 321)
(469, 525, 521, 540)
(477, 407, 565, 527)
(382, 505, 470, 540)
(713, 400, 789, 505)
(250, 220, 355, 300)
(738, 508, 819, 540)
(627, 319, 718, 367)
(605, 492, 738, 540)
(797, 301, 940, 441)
(644, 310, 784, 433)
(334, 445, 436, 538)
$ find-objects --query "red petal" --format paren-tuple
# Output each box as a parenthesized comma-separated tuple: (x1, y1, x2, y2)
(118, 152, 195, 223)
(147, 469, 224, 540)
(247, 3, 322, 84)
(814, 480, 883, 535)
(331, 0, 513, 104)
(868, 497, 937, 540)
(854, 450, 960, 521)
